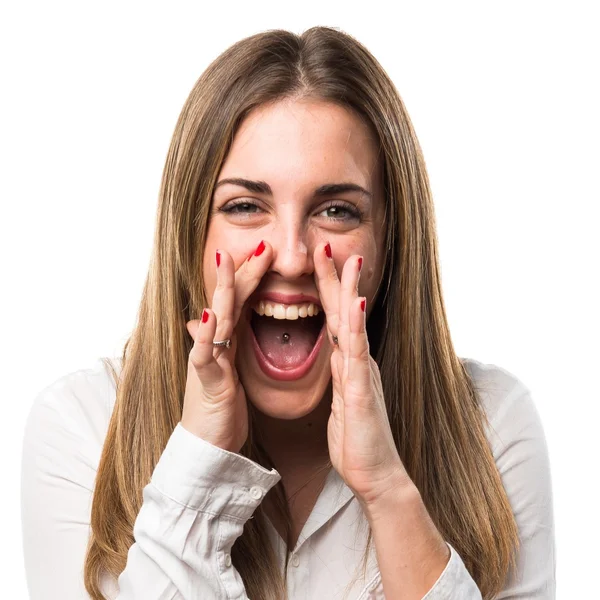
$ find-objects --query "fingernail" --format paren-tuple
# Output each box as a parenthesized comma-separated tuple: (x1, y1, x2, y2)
(357, 256, 363, 272)
(249, 240, 265, 261)
(325, 242, 332, 258)
(360, 298, 366, 312)
(216, 250, 221, 268)
(201, 309, 209, 323)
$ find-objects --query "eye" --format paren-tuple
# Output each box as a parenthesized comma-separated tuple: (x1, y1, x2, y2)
(219, 200, 262, 215)
(218, 199, 362, 222)
(317, 201, 362, 222)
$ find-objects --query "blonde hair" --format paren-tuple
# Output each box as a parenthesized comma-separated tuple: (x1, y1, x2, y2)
(84, 26, 519, 599)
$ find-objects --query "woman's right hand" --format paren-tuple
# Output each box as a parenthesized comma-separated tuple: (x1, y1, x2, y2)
(182, 241, 270, 453)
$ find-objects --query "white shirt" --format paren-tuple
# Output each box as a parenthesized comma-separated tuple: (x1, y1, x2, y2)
(21, 356, 555, 599)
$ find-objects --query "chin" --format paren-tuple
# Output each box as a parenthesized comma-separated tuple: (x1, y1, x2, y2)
(243, 379, 330, 420)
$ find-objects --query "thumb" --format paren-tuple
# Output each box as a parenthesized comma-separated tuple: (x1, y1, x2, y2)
(186, 319, 200, 340)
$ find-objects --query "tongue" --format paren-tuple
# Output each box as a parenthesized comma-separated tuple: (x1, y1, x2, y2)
(253, 317, 320, 369)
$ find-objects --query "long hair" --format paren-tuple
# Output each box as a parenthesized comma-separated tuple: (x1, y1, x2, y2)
(84, 26, 519, 599)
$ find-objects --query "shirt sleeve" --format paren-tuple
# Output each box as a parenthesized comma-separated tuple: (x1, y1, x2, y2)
(415, 368, 556, 599)
(116, 423, 281, 599)
(22, 373, 110, 599)
(21, 371, 281, 600)
(484, 377, 556, 597)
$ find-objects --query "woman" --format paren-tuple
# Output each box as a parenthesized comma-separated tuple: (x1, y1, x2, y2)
(21, 26, 555, 599)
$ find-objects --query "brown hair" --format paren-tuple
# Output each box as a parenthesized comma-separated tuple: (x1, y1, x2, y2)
(84, 26, 519, 599)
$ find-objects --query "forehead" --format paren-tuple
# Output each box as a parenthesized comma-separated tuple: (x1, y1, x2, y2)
(218, 99, 381, 195)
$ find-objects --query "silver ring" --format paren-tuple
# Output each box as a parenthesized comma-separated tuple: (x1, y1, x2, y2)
(212, 338, 232, 348)
(332, 335, 339, 345)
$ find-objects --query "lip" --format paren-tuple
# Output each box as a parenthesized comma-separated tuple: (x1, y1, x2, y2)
(251, 291, 322, 308)
(249, 318, 327, 381)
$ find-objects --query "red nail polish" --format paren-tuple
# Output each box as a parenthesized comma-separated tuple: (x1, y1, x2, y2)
(360, 298, 366, 312)
(325, 242, 332, 258)
(254, 240, 265, 257)
(216, 250, 221, 267)
(201, 309, 209, 323)
(357, 257, 363, 271)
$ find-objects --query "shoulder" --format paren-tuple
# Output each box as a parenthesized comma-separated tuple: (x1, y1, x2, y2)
(460, 356, 554, 532)
(459, 361, 556, 591)
(23, 357, 123, 476)
(460, 357, 547, 456)
(21, 358, 123, 599)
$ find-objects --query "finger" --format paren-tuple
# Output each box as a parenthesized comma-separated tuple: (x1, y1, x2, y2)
(330, 350, 345, 420)
(211, 241, 273, 343)
(338, 254, 362, 359)
(314, 241, 341, 347)
(211, 249, 236, 356)
(368, 355, 385, 410)
(347, 296, 371, 402)
(187, 311, 232, 400)
(232, 239, 273, 325)
(331, 343, 344, 385)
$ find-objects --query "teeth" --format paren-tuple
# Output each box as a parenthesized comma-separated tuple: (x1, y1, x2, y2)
(254, 301, 321, 320)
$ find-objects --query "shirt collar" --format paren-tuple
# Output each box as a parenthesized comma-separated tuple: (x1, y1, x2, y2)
(292, 466, 356, 552)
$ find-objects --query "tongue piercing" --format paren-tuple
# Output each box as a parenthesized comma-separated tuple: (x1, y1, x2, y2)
(282, 332, 290, 344)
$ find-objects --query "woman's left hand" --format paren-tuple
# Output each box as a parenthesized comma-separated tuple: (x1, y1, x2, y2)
(315, 242, 414, 508)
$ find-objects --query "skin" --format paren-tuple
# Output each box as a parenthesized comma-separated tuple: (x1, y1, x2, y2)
(184, 99, 452, 591)
(201, 97, 386, 464)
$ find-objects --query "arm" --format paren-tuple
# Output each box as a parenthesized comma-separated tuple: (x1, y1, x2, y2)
(485, 379, 556, 598)
(22, 377, 110, 599)
(363, 482, 482, 600)
(361, 375, 555, 599)
(117, 423, 281, 599)
(21, 378, 280, 600)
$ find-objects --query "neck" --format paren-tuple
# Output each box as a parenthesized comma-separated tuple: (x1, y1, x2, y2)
(251, 389, 332, 473)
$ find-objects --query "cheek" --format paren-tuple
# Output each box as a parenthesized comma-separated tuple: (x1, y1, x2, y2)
(202, 226, 224, 300)
(339, 236, 379, 281)
(201, 252, 216, 304)
(359, 263, 379, 298)
(358, 248, 383, 299)
(201, 232, 257, 304)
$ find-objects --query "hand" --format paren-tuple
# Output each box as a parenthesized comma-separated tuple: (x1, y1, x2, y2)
(182, 241, 271, 453)
(315, 242, 412, 507)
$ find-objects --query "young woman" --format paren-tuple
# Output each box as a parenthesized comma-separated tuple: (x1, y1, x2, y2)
(21, 26, 555, 599)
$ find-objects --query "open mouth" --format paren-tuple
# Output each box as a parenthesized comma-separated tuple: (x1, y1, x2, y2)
(250, 309, 326, 370)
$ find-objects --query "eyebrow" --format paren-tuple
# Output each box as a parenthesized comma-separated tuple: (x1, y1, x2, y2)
(214, 177, 372, 200)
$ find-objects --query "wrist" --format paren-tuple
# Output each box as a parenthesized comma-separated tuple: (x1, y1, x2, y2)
(359, 466, 419, 522)
(365, 477, 451, 583)
(180, 419, 239, 453)
(357, 459, 420, 518)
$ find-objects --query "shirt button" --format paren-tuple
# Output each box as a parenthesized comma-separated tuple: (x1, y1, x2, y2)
(224, 553, 232, 567)
(291, 553, 300, 567)
(249, 486, 263, 499)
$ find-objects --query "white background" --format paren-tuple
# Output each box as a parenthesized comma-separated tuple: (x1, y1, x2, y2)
(2, 1, 598, 597)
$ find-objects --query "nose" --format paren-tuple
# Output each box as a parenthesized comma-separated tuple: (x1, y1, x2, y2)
(267, 219, 316, 280)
